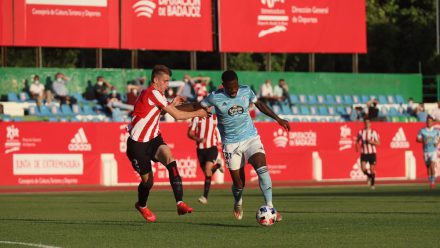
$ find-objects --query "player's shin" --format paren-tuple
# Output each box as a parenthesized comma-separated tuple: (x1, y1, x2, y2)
(256, 166, 273, 207)
(165, 161, 183, 202)
(203, 176, 212, 198)
(138, 180, 153, 207)
(231, 184, 243, 205)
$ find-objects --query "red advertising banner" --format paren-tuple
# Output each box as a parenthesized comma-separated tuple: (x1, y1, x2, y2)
(0, 0, 13, 45)
(0, 122, 436, 186)
(218, 0, 367, 53)
(13, 0, 119, 48)
(121, 0, 213, 51)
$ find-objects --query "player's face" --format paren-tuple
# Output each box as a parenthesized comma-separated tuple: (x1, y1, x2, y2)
(427, 118, 433, 128)
(154, 73, 170, 94)
(223, 79, 239, 98)
(364, 120, 371, 129)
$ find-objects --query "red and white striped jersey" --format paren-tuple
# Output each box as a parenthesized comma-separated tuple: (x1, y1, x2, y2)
(189, 114, 221, 149)
(357, 129, 379, 154)
(128, 86, 169, 143)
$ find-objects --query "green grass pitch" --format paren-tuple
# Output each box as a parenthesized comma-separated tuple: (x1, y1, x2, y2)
(0, 185, 439, 248)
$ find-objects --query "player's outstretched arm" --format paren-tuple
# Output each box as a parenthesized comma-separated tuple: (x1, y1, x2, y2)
(175, 101, 205, 112)
(163, 105, 208, 120)
(254, 100, 290, 131)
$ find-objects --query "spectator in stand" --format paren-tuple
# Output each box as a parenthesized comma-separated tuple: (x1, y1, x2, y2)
(258, 80, 276, 107)
(106, 86, 134, 114)
(94, 76, 112, 105)
(429, 101, 440, 121)
(406, 98, 417, 117)
(127, 76, 146, 93)
(177, 74, 196, 102)
(273, 79, 293, 108)
(351, 106, 365, 121)
(193, 76, 210, 102)
(29, 75, 45, 106)
(366, 99, 379, 120)
(127, 87, 139, 106)
(52, 72, 76, 105)
(416, 103, 428, 122)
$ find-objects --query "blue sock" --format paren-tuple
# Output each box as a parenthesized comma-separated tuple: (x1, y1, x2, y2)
(256, 166, 273, 207)
(232, 184, 243, 205)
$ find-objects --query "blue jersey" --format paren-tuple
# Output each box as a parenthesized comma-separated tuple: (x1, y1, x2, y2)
(201, 85, 258, 144)
(417, 127, 440, 153)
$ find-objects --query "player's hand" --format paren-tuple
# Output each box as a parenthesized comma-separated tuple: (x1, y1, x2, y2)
(196, 138, 204, 144)
(171, 96, 185, 106)
(277, 119, 290, 131)
(196, 108, 210, 118)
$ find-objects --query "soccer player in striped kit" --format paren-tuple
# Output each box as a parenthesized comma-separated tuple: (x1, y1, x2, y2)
(356, 118, 380, 189)
(126, 65, 209, 222)
(187, 111, 224, 204)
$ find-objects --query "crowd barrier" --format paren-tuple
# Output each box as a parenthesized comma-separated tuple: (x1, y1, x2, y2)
(0, 122, 436, 186)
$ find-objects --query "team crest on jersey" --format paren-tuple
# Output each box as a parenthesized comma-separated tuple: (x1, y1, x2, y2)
(228, 105, 244, 116)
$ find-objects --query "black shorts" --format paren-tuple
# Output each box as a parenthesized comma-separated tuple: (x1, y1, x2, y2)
(126, 135, 166, 175)
(196, 146, 218, 168)
(360, 153, 377, 165)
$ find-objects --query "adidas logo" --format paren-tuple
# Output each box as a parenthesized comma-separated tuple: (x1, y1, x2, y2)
(133, 0, 156, 18)
(222, 102, 227, 106)
(390, 127, 410, 149)
(68, 128, 92, 151)
(350, 159, 368, 180)
(273, 128, 288, 148)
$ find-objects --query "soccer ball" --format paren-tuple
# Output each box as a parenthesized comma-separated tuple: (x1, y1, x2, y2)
(256, 205, 277, 226)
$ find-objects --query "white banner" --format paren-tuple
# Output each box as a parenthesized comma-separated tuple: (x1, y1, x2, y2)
(13, 154, 84, 175)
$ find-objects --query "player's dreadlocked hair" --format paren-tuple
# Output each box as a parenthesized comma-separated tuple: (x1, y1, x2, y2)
(221, 70, 238, 83)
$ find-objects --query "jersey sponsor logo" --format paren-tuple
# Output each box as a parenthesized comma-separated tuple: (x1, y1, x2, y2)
(273, 128, 317, 148)
(68, 128, 92, 151)
(228, 105, 244, 116)
(5, 125, 21, 154)
(390, 127, 410, 149)
(339, 125, 353, 151)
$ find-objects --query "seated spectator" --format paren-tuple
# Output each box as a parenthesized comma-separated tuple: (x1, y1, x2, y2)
(52, 72, 76, 105)
(429, 101, 440, 121)
(94, 76, 112, 105)
(127, 76, 146, 93)
(106, 87, 133, 114)
(366, 99, 379, 120)
(29, 75, 45, 106)
(176, 74, 196, 102)
(258, 80, 276, 107)
(417, 103, 428, 122)
(126, 87, 139, 106)
(350, 106, 365, 121)
(273, 79, 293, 107)
(406, 97, 416, 117)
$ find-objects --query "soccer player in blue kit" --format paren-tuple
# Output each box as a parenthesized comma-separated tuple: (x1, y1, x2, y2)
(201, 70, 290, 221)
(416, 115, 440, 189)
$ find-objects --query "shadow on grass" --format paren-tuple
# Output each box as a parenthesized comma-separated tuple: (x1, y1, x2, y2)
(272, 189, 440, 198)
(0, 218, 258, 228)
(281, 211, 439, 215)
(0, 218, 144, 227)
